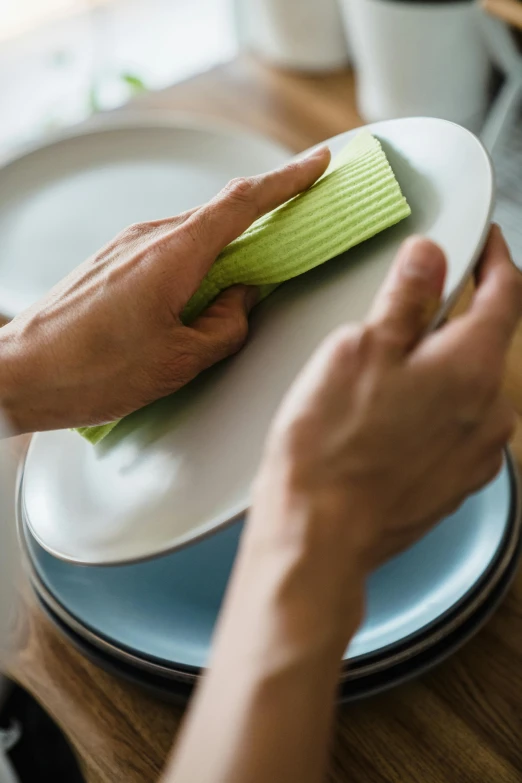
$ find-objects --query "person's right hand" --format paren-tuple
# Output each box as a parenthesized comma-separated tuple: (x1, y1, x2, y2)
(249, 226, 522, 596)
(166, 226, 522, 783)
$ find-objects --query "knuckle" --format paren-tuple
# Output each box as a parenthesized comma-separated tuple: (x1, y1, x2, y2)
(218, 309, 249, 354)
(223, 177, 258, 211)
(371, 321, 410, 356)
(119, 221, 150, 240)
(358, 324, 386, 361)
(324, 323, 368, 366)
(279, 160, 302, 179)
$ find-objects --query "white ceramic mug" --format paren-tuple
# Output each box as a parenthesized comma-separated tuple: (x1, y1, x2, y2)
(233, 0, 350, 71)
(339, 0, 490, 132)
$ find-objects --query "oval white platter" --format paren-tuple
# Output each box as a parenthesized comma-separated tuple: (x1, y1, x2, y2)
(21, 116, 494, 564)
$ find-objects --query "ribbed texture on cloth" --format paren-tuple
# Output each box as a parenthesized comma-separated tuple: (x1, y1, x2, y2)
(78, 131, 410, 444)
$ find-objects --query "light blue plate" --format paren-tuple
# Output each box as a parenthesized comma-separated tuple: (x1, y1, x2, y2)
(24, 461, 512, 666)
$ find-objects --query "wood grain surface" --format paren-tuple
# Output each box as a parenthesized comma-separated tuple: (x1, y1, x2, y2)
(4, 57, 522, 783)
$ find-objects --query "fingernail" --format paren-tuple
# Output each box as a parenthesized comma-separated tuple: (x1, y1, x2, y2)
(304, 144, 330, 160)
(244, 285, 260, 312)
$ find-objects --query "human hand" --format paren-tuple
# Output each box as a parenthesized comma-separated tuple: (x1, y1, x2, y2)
(249, 226, 522, 612)
(0, 148, 330, 434)
(163, 227, 522, 783)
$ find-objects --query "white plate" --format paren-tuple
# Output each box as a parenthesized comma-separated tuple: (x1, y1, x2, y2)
(22, 116, 494, 564)
(0, 113, 289, 317)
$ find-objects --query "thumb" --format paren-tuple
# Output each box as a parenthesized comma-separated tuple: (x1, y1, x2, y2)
(367, 236, 446, 356)
(177, 147, 331, 284)
(184, 285, 259, 373)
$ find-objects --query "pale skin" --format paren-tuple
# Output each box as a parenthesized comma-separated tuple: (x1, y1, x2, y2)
(0, 149, 520, 783)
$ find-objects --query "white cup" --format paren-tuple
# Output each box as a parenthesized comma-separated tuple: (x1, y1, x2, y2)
(233, 0, 350, 71)
(339, 0, 491, 132)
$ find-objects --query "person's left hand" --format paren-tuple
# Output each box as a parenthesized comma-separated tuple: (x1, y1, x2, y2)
(0, 147, 330, 434)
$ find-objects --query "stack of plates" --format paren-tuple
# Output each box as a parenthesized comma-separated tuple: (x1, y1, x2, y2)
(19, 451, 521, 703)
(8, 115, 521, 701)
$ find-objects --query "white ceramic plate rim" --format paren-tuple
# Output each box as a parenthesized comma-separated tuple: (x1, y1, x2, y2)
(0, 110, 291, 320)
(33, 542, 519, 701)
(306, 117, 495, 330)
(20, 116, 495, 565)
(22, 452, 520, 684)
(19, 449, 521, 680)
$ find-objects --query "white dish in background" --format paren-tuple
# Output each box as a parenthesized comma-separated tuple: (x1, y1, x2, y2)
(22, 116, 494, 565)
(0, 114, 290, 317)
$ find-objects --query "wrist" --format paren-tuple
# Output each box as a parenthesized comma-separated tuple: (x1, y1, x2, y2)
(215, 532, 362, 677)
(0, 322, 31, 434)
(0, 319, 71, 434)
(251, 451, 374, 580)
(243, 459, 369, 655)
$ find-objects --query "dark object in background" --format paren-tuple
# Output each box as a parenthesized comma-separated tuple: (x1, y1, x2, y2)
(0, 682, 84, 783)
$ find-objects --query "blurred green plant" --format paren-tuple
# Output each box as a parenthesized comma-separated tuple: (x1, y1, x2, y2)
(50, 49, 148, 115)
(49, 49, 73, 68)
(120, 72, 147, 95)
(88, 84, 102, 114)
(88, 71, 148, 113)
(41, 50, 149, 137)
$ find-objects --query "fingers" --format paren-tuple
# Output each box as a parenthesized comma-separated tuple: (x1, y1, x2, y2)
(366, 236, 447, 357)
(184, 285, 259, 373)
(467, 225, 522, 353)
(421, 227, 522, 382)
(180, 146, 331, 267)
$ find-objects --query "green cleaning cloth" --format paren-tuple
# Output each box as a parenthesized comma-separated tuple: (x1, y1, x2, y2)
(77, 131, 410, 444)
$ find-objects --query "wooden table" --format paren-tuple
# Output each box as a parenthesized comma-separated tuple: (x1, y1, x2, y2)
(5, 57, 522, 783)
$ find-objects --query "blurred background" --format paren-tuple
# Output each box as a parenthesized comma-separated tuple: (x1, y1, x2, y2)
(0, 0, 237, 152)
(0, 0, 520, 259)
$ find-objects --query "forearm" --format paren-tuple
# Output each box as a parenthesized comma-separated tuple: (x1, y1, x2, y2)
(162, 469, 366, 783)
